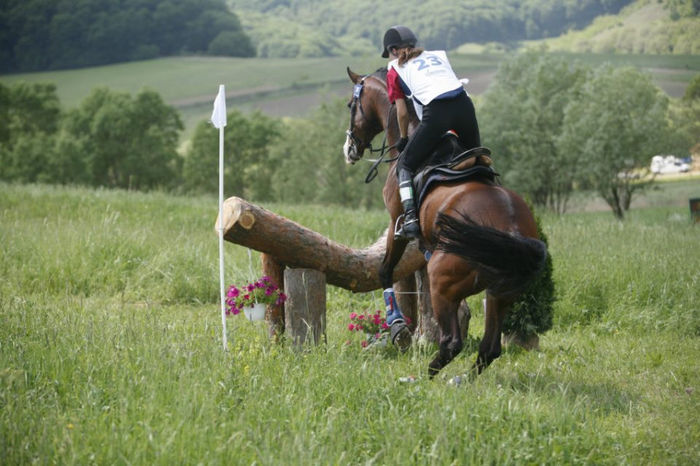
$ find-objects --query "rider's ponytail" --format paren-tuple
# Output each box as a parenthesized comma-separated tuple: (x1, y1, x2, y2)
(398, 47, 424, 66)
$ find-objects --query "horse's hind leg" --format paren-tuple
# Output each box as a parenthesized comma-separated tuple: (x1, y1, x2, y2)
(427, 293, 463, 378)
(474, 293, 511, 373)
(426, 252, 471, 378)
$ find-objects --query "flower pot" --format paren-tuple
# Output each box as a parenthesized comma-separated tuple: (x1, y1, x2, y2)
(244, 303, 266, 321)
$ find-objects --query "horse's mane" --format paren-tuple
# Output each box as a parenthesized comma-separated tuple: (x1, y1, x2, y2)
(370, 67, 388, 83)
(366, 67, 420, 128)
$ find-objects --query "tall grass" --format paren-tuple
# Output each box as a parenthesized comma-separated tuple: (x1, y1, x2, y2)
(1, 183, 698, 464)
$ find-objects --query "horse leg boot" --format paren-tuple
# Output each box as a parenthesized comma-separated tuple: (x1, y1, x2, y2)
(383, 288, 412, 352)
(395, 168, 420, 240)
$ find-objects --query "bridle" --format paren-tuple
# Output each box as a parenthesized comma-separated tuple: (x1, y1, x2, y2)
(346, 75, 400, 183)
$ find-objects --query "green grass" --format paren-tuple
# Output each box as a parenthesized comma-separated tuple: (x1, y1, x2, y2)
(2, 53, 697, 137)
(1, 182, 698, 464)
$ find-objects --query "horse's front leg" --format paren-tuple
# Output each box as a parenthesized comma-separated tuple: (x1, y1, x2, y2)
(379, 223, 412, 351)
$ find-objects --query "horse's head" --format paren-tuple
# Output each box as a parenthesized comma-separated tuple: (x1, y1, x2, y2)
(343, 67, 388, 165)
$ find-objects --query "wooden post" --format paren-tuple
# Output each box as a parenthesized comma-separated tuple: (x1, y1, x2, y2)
(261, 253, 285, 339)
(284, 268, 326, 347)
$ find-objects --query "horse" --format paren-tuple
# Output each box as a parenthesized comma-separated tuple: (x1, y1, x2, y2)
(343, 67, 547, 377)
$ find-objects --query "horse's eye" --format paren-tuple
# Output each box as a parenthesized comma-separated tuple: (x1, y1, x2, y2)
(347, 102, 352, 108)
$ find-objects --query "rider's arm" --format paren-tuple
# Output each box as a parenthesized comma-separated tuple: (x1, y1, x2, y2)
(395, 97, 409, 139)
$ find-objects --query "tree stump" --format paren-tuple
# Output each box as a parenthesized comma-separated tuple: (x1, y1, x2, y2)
(284, 268, 326, 348)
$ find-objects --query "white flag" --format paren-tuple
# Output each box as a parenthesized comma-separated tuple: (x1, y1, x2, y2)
(211, 85, 227, 129)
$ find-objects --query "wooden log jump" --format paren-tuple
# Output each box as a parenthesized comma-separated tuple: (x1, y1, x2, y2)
(216, 196, 470, 344)
(217, 197, 426, 292)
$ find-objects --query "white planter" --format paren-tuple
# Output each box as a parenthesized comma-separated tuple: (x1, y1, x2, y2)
(244, 303, 266, 321)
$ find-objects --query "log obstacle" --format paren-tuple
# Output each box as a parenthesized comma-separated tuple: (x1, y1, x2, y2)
(217, 197, 426, 292)
(216, 196, 470, 344)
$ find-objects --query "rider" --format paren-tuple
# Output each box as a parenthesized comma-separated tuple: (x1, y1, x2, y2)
(383, 25, 481, 239)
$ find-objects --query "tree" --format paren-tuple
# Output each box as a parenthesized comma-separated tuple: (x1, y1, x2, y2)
(557, 66, 681, 219)
(1, 0, 255, 72)
(479, 51, 589, 213)
(183, 109, 281, 199)
(267, 97, 386, 208)
(0, 82, 62, 182)
(60, 87, 183, 189)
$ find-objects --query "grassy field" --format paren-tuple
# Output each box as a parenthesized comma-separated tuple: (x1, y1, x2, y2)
(1, 182, 698, 464)
(1, 53, 698, 137)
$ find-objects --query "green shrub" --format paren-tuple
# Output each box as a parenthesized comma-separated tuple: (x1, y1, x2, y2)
(502, 213, 555, 338)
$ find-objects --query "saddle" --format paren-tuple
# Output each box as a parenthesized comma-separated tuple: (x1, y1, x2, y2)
(413, 133, 498, 209)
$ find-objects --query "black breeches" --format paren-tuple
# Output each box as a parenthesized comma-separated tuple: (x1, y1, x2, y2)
(398, 92, 480, 173)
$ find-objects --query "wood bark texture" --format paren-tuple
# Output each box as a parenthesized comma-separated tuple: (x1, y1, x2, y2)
(217, 196, 426, 292)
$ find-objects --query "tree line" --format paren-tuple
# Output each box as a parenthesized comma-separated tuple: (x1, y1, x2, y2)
(1, 53, 697, 217)
(231, 0, 634, 58)
(0, 0, 255, 73)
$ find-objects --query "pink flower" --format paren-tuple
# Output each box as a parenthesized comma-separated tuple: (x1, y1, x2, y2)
(361, 340, 368, 348)
(349, 312, 357, 320)
(348, 324, 355, 331)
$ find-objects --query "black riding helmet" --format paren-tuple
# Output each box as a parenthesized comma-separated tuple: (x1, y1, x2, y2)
(381, 25, 417, 58)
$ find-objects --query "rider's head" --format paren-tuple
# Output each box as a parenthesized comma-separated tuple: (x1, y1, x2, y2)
(381, 25, 417, 58)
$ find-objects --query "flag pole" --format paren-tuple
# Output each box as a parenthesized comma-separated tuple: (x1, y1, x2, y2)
(211, 84, 228, 351)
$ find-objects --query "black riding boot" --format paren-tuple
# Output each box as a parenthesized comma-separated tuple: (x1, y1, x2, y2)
(396, 168, 420, 239)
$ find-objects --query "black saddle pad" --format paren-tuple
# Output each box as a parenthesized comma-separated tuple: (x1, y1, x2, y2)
(415, 164, 497, 208)
(411, 136, 497, 208)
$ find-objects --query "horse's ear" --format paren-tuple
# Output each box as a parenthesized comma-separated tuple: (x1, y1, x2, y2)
(347, 67, 363, 84)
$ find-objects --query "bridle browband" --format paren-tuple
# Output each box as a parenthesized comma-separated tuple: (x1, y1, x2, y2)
(346, 74, 400, 183)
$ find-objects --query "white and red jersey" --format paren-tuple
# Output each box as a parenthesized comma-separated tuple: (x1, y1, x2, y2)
(388, 50, 463, 120)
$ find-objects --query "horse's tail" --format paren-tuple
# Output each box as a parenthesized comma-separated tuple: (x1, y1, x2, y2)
(434, 212, 547, 296)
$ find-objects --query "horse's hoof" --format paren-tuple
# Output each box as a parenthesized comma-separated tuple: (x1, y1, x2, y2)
(390, 321, 412, 352)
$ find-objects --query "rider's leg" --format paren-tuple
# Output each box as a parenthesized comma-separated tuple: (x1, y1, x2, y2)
(451, 92, 481, 150)
(395, 102, 454, 239)
(396, 167, 420, 239)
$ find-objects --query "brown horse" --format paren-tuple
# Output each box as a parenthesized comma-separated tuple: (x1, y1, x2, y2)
(343, 67, 547, 377)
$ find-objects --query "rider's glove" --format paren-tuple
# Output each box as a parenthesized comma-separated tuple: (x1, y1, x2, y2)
(396, 137, 408, 153)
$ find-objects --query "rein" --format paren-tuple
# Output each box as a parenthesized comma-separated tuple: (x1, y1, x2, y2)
(347, 76, 400, 183)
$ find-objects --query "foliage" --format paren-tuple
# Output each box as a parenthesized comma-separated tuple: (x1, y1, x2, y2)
(183, 109, 282, 199)
(0, 183, 698, 464)
(230, 0, 632, 58)
(503, 211, 554, 337)
(480, 52, 685, 219)
(58, 87, 184, 189)
(685, 72, 700, 100)
(530, 0, 700, 55)
(0, 82, 61, 183)
(0, 0, 254, 73)
(256, 96, 385, 208)
(479, 51, 589, 213)
(557, 65, 682, 219)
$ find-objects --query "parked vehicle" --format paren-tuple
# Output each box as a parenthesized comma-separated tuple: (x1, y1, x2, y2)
(650, 155, 690, 174)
